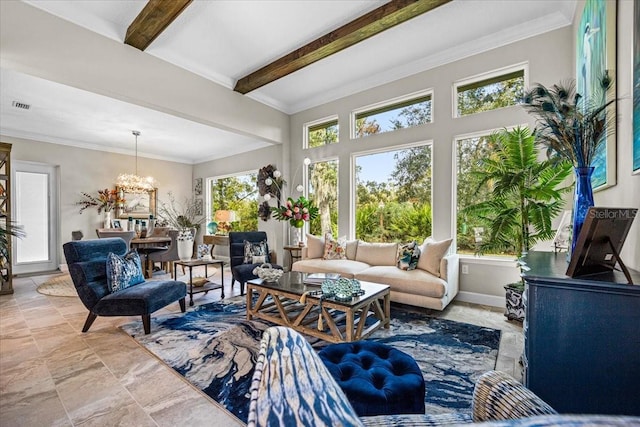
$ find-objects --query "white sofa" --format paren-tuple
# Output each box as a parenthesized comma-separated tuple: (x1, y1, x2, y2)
(292, 235, 459, 310)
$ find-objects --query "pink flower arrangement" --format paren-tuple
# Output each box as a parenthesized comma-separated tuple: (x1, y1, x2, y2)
(272, 196, 319, 228)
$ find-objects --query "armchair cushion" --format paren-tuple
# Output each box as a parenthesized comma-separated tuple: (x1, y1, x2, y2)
(93, 279, 187, 316)
(106, 250, 145, 293)
(244, 240, 270, 264)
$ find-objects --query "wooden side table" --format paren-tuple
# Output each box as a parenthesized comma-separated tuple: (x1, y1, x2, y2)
(174, 259, 225, 306)
(283, 245, 303, 271)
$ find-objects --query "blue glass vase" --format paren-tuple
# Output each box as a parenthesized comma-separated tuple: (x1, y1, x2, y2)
(571, 167, 595, 254)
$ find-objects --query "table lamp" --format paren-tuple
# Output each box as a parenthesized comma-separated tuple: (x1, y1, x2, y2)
(214, 210, 238, 234)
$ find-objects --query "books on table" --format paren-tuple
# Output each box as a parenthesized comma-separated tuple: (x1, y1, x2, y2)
(304, 272, 340, 285)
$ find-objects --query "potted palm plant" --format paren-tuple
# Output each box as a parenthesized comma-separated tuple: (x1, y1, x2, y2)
(463, 126, 572, 321)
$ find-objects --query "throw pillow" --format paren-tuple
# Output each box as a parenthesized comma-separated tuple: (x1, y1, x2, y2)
(244, 240, 269, 264)
(106, 250, 145, 293)
(306, 233, 325, 259)
(355, 241, 399, 266)
(323, 233, 347, 260)
(417, 238, 453, 277)
(252, 255, 267, 264)
(397, 241, 421, 271)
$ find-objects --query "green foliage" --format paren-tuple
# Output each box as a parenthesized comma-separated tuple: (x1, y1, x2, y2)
(463, 127, 572, 255)
(308, 123, 338, 148)
(390, 146, 431, 203)
(0, 221, 25, 263)
(309, 160, 338, 235)
(458, 75, 524, 116)
(210, 174, 258, 232)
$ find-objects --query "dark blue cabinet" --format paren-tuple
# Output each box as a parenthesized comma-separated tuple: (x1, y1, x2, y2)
(522, 251, 640, 415)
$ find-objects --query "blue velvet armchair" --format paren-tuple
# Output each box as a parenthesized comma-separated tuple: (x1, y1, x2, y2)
(229, 231, 282, 295)
(63, 238, 187, 334)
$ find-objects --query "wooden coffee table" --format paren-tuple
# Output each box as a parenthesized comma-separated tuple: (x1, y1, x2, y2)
(246, 272, 390, 343)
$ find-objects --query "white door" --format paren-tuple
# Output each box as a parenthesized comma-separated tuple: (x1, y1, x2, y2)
(12, 162, 58, 274)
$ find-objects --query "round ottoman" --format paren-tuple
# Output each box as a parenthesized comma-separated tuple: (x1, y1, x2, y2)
(318, 341, 425, 417)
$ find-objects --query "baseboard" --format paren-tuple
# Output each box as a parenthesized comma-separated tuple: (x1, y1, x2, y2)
(455, 291, 504, 308)
(59, 264, 68, 272)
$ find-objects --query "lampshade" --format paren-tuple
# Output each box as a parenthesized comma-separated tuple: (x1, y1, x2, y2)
(215, 210, 238, 222)
(116, 130, 156, 194)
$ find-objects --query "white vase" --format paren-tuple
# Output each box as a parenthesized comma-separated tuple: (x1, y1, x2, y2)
(177, 231, 194, 261)
(104, 211, 112, 229)
(291, 227, 303, 246)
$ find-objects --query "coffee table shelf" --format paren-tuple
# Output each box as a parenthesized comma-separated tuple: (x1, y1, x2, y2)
(247, 272, 390, 343)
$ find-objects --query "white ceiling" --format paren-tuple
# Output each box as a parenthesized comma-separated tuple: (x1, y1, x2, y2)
(1, 0, 576, 164)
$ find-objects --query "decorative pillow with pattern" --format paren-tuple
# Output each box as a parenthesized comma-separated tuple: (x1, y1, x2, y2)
(106, 250, 145, 293)
(397, 241, 421, 271)
(244, 240, 270, 264)
(323, 233, 347, 260)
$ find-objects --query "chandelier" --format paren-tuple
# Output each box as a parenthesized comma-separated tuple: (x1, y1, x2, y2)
(116, 130, 156, 194)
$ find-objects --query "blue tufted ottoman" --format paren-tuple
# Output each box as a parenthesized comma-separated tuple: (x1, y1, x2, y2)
(318, 341, 425, 417)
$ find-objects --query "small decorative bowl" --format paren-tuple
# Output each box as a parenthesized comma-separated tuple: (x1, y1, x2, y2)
(252, 263, 283, 282)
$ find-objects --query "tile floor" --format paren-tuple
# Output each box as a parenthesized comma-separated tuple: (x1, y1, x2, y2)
(0, 267, 523, 426)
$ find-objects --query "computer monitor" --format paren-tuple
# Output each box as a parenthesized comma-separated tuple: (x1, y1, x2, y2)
(566, 207, 638, 284)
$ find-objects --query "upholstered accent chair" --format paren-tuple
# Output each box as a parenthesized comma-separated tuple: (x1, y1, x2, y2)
(63, 238, 187, 334)
(229, 231, 282, 295)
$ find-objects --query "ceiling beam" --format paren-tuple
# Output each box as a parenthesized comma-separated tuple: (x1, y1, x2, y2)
(234, 0, 452, 94)
(125, 0, 192, 51)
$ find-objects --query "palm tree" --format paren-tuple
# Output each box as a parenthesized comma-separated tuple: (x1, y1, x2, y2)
(463, 127, 572, 255)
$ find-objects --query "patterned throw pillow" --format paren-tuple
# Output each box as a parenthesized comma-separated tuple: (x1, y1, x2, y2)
(397, 241, 421, 271)
(106, 250, 145, 293)
(323, 233, 347, 260)
(244, 240, 269, 264)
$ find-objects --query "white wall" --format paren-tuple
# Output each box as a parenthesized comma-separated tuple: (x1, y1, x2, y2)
(4, 135, 193, 269)
(289, 27, 574, 306)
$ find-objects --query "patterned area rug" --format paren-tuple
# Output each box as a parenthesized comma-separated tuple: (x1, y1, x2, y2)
(36, 273, 77, 297)
(121, 298, 500, 423)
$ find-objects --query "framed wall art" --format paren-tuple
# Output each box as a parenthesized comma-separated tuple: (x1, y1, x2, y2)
(115, 187, 157, 219)
(634, 0, 640, 174)
(195, 198, 203, 216)
(576, 0, 617, 189)
(194, 177, 203, 195)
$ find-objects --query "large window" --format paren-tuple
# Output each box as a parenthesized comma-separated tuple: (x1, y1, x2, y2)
(306, 117, 338, 148)
(307, 159, 338, 236)
(455, 65, 525, 117)
(354, 144, 432, 243)
(209, 172, 258, 232)
(353, 91, 432, 138)
(455, 134, 501, 255)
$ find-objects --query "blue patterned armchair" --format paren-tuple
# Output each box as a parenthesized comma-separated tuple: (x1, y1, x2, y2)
(248, 327, 640, 427)
(63, 238, 187, 334)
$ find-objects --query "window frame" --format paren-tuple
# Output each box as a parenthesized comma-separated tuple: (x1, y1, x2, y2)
(451, 124, 526, 256)
(350, 140, 434, 240)
(205, 169, 258, 231)
(350, 88, 434, 140)
(303, 115, 339, 149)
(452, 62, 528, 118)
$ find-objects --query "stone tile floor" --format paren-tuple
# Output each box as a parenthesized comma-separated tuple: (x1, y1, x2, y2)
(0, 267, 522, 426)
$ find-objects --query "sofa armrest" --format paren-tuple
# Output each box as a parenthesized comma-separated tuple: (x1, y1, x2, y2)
(440, 254, 459, 295)
(247, 326, 363, 427)
(301, 246, 309, 259)
(472, 371, 557, 422)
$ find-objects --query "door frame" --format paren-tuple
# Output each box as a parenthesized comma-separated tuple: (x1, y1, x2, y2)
(12, 161, 60, 275)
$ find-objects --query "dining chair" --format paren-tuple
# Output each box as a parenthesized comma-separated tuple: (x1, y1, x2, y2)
(148, 230, 180, 278)
(95, 230, 136, 249)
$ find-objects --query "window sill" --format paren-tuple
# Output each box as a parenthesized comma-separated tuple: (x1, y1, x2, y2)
(457, 254, 518, 268)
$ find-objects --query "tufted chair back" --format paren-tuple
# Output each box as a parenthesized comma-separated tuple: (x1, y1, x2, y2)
(63, 238, 127, 311)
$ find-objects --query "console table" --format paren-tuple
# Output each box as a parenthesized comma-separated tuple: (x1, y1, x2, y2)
(521, 251, 640, 415)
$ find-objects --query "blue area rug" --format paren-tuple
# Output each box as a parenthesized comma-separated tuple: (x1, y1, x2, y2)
(121, 298, 500, 423)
